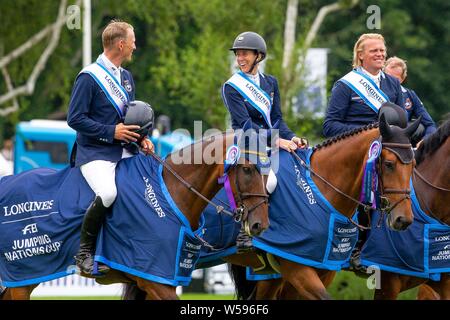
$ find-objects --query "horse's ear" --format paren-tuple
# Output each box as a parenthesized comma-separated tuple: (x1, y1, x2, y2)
(403, 116, 422, 138)
(379, 113, 393, 139)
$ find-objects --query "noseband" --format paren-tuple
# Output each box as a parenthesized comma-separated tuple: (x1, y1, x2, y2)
(225, 150, 270, 224)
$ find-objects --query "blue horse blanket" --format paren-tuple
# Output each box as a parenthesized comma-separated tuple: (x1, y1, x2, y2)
(361, 182, 450, 281)
(0, 154, 203, 287)
(252, 149, 358, 270)
(196, 188, 240, 269)
(197, 149, 359, 276)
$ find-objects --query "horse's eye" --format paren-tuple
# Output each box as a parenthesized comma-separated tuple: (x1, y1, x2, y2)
(384, 161, 395, 171)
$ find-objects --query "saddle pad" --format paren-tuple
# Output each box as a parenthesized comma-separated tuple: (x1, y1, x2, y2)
(361, 182, 450, 281)
(252, 149, 359, 271)
(197, 149, 359, 274)
(0, 155, 203, 287)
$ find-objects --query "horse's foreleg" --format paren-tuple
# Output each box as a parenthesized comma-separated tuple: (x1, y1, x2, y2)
(374, 271, 402, 300)
(320, 270, 336, 288)
(436, 274, 450, 300)
(3, 286, 36, 300)
(135, 278, 179, 300)
(277, 281, 300, 299)
(425, 274, 450, 300)
(417, 284, 441, 300)
(255, 279, 283, 299)
(279, 259, 331, 300)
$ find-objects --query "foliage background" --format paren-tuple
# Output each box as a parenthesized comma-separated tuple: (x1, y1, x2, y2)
(0, 0, 449, 143)
(1, 1, 447, 300)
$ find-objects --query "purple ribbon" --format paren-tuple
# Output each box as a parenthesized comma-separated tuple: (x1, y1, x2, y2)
(218, 174, 237, 210)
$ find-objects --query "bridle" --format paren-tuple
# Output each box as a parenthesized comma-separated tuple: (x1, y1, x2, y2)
(149, 148, 269, 227)
(292, 140, 414, 230)
(230, 150, 270, 234)
(377, 142, 414, 215)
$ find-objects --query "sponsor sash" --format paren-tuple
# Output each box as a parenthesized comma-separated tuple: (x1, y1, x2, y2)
(339, 70, 389, 113)
(226, 72, 272, 127)
(80, 62, 129, 118)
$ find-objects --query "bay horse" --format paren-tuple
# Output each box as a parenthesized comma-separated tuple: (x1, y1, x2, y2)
(228, 116, 421, 300)
(372, 119, 450, 300)
(0, 131, 270, 300)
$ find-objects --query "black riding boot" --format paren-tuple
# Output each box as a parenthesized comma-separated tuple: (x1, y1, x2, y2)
(349, 209, 369, 275)
(236, 224, 254, 254)
(74, 196, 110, 276)
(349, 234, 368, 275)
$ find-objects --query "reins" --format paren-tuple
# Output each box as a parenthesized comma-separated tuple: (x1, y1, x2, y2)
(413, 168, 450, 192)
(148, 147, 269, 251)
(290, 151, 372, 231)
(149, 150, 235, 218)
(291, 140, 413, 231)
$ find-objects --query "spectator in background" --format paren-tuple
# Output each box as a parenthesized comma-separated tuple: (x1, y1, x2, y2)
(1, 138, 13, 161)
(384, 56, 437, 146)
(323, 33, 404, 138)
(0, 139, 13, 176)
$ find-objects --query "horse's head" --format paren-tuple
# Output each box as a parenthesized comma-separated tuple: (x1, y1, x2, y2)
(225, 129, 271, 236)
(378, 114, 420, 230)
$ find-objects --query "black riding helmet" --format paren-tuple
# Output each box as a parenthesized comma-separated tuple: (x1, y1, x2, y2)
(230, 32, 267, 75)
(124, 100, 154, 140)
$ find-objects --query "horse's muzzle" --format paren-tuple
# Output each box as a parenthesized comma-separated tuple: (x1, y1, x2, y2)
(388, 215, 412, 231)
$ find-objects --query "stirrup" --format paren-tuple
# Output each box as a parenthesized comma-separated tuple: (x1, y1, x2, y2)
(236, 231, 255, 254)
(349, 250, 367, 276)
(75, 251, 110, 276)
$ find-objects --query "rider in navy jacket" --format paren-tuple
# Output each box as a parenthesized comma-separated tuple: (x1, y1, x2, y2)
(67, 21, 154, 277)
(323, 70, 404, 138)
(324, 33, 406, 273)
(68, 70, 136, 167)
(223, 73, 295, 140)
(222, 31, 308, 254)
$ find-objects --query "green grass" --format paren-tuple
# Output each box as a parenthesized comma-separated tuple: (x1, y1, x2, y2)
(31, 271, 420, 300)
(328, 271, 419, 300)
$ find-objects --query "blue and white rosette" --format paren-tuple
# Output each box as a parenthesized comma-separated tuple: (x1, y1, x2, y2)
(360, 140, 381, 206)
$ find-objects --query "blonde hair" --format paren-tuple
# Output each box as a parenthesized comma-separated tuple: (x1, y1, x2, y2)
(352, 33, 386, 68)
(102, 20, 134, 50)
(385, 56, 408, 81)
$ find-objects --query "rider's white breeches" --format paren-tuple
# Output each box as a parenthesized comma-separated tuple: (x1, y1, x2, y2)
(80, 149, 134, 208)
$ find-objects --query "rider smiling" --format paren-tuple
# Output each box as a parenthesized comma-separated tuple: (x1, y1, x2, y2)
(222, 31, 308, 253)
(67, 20, 154, 276)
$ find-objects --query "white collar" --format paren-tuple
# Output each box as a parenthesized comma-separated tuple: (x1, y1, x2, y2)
(361, 67, 381, 79)
(245, 72, 260, 85)
(99, 53, 122, 74)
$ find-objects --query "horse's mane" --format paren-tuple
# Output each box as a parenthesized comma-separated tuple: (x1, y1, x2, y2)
(415, 118, 450, 165)
(313, 122, 379, 151)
